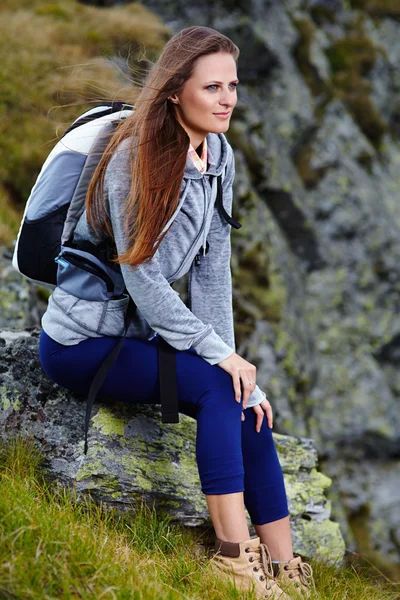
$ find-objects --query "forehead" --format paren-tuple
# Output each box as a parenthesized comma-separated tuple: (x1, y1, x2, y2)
(191, 52, 237, 81)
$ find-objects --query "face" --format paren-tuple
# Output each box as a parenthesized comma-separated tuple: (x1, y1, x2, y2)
(169, 52, 238, 147)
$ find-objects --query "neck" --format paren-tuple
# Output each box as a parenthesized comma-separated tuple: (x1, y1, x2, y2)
(175, 112, 206, 149)
(189, 132, 206, 149)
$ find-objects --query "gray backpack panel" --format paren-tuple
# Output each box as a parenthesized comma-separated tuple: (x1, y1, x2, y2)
(61, 122, 118, 245)
(26, 151, 86, 221)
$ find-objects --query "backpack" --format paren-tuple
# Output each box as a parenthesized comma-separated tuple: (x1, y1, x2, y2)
(12, 101, 134, 290)
(12, 102, 241, 454)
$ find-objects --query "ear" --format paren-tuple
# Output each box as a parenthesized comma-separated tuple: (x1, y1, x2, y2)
(168, 95, 179, 105)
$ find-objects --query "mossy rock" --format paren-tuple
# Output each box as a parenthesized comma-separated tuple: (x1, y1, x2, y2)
(345, 95, 388, 146)
(326, 35, 377, 76)
(235, 241, 287, 323)
(0, 332, 345, 562)
(324, 29, 388, 146)
(350, 0, 400, 19)
(291, 15, 334, 106)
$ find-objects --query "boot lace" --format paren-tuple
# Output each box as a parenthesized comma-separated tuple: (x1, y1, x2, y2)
(246, 542, 281, 594)
(283, 558, 314, 589)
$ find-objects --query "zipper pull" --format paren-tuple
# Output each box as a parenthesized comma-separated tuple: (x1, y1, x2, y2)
(55, 256, 69, 268)
(194, 242, 210, 267)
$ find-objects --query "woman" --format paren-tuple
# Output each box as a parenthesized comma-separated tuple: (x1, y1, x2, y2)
(39, 26, 314, 598)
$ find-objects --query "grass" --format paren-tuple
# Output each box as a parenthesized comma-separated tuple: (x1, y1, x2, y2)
(0, 438, 399, 600)
(0, 0, 169, 210)
(0, 184, 22, 245)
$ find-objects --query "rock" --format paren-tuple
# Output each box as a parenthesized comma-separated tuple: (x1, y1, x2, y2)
(0, 247, 47, 330)
(0, 330, 345, 563)
(221, 20, 280, 84)
(322, 455, 400, 577)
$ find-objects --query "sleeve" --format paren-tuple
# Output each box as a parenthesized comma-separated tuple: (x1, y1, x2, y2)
(188, 146, 265, 408)
(104, 146, 234, 366)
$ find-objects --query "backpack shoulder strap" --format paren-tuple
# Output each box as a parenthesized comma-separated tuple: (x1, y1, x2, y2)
(215, 174, 242, 229)
(62, 102, 133, 138)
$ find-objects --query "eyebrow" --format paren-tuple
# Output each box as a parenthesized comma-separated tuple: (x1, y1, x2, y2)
(204, 79, 239, 84)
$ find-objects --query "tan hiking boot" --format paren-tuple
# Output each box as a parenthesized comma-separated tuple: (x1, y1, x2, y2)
(211, 536, 291, 599)
(272, 554, 315, 598)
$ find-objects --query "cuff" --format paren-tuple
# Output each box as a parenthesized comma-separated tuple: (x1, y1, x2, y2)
(246, 385, 266, 408)
(192, 328, 235, 365)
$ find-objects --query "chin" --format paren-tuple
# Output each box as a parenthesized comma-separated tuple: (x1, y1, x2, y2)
(209, 122, 231, 135)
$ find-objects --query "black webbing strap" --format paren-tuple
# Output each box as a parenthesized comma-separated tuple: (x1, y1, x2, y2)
(84, 330, 127, 455)
(83, 315, 179, 454)
(158, 336, 179, 424)
(215, 175, 242, 230)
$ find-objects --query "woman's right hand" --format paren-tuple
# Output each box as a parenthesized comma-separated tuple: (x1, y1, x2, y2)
(217, 352, 257, 409)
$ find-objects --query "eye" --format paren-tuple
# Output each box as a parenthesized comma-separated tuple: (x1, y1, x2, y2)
(206, 84, 219, 91)
(229, 82, 238, 90)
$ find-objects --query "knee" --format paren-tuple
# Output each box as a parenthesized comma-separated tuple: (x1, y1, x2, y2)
(197, 368, 240, 415)
(241, 412, 280, 460)
(176, 352, 239, 413)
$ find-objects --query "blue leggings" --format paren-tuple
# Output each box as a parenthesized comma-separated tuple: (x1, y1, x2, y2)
(39, 330, 289, 525)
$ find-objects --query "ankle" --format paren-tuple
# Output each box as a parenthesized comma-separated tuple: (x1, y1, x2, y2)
(215, 527, 250, 544)
(270, 554, 294, 562)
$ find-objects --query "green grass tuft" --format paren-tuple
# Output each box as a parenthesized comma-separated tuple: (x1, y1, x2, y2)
(0, 184, 22, 246)
(0, 437, 399, 599)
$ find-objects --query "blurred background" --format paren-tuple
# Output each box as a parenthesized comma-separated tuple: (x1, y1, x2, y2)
(1, 0, 400, 582)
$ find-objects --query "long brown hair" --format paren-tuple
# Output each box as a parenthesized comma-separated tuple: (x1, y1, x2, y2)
(86, 26, 239, 267)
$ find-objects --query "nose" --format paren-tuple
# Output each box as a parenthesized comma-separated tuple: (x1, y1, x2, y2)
(219, 86, 235, 107)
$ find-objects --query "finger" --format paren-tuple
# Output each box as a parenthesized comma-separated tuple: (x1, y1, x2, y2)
(241, 411, 245, 422)
(241, 378, 250, 409)
(267, 406, 273, 429)
(242, 378, 256, 410)
(232, 375, 241, 403)
(255, 406, 264, 433)
(262, 400, 273, 428)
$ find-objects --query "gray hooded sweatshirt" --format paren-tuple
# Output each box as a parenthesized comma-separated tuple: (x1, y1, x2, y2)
(42, 132, 265, 408)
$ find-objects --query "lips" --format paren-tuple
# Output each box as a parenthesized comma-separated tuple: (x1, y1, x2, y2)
(213, 112, 231, 117)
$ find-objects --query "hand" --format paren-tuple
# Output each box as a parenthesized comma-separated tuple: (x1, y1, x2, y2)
(217, 352, 257, 409)
(241, 398, 273, 432)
